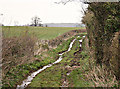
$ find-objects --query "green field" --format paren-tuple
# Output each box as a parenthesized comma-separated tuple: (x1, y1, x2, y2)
(2, 26, 85, 39)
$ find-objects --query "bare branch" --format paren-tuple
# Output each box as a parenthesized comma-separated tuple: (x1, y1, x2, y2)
(54, 0, 75, 5)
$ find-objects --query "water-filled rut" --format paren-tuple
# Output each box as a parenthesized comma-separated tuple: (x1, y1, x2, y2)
(17, 36, 85, 89)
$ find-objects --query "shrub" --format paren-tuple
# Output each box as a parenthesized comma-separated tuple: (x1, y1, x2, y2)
(2, 31, 36, 77)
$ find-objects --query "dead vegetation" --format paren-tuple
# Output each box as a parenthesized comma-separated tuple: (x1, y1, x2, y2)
(86, 65, 118, 87)
(2, 31, 36, 78)
(77, 35, 119, 87)
(84, 36, 119, 87)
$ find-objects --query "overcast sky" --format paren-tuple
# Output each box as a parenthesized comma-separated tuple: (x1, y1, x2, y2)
(0, 0, 88, 26)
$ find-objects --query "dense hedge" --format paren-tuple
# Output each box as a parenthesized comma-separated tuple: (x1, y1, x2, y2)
(82, 2, 120, 80)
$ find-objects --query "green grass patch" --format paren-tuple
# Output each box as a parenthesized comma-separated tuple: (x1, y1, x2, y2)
(55, 37, 75, 53)
(2, 58, 55, 87)
(67, 68, 89, 87)
(28, 65, 62, 87)
(2, 26, 84, 39)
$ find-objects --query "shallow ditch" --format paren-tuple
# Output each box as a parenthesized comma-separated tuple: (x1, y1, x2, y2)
(16, 38, 77, 89)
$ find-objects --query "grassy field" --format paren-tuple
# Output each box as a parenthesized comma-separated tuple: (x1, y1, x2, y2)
(2, 26, 85, 39)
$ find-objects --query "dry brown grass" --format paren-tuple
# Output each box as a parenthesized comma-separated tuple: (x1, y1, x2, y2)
(83, 36, 118, 87)
(85, 62, 118, 87)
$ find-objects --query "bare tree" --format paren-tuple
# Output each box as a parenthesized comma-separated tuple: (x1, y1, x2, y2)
(54, 0, 87, 5)
(31, 16, 42, 26)
(54, 0, 88, 15)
